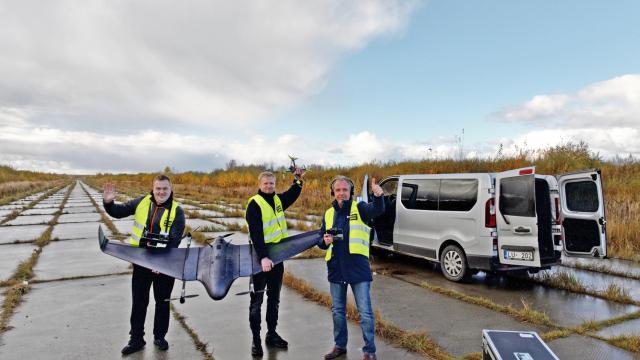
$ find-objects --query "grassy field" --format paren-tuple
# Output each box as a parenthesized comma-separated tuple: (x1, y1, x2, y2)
(0, 165, 69, 205)
(80, 143, 639, 260)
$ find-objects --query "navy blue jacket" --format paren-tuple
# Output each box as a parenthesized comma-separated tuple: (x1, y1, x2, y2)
(318, 195, 384, 284)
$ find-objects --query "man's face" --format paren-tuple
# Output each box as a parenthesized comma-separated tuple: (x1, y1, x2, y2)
(153, 180, 172, 205)
(333, 180, 351, 204)
(259, 176, 276, 194)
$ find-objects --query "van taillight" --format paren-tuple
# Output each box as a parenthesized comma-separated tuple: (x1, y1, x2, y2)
(519, 168, 534, 175)
(554, 197, 560, 224)
(485, 198, 496, 228)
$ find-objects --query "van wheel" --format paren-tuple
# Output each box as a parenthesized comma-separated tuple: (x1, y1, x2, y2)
(440, 245, 470, 282)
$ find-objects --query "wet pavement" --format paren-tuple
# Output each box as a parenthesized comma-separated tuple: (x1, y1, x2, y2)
(371, 253, 640, 327)
(0, 243, 37, 281)
(4, 214, 54, 226)
(542, 266, 640, 302)
(0, 224, 49, 244)
(0, 275, 203, 360)
(168, 278, 423, 360)
(1, 181, 639, 359)
(286, 258, 542, 357)
(563, 257, 640, 279)
(33, 238, 130, 280)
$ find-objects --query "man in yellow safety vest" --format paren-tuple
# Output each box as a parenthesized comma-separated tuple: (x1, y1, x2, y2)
(103, 174, 185, 355)
(319, 175, 384, 360)
(245, 168, 304, 356)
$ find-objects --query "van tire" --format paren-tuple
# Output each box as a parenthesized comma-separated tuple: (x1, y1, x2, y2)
(440, 245, 471, 282)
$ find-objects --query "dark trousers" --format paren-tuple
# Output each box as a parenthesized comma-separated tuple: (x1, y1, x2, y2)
(249, 262, 284, 338)
(130, 264, 175, 340)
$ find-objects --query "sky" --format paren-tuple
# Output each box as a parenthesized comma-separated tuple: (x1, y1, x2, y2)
(0, 0, 638, 174)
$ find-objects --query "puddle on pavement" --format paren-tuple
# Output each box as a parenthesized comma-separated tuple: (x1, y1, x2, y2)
(372, 254, 640, 327)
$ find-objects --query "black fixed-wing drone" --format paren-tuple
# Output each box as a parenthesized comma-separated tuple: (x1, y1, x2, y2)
(98, 226, 321, 302)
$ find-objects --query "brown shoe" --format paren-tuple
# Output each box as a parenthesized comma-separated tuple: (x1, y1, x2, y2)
(324, 346, 347, 359)
(362, 353, 377, 360)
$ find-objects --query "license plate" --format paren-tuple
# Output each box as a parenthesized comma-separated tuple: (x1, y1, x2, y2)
(504, 250, 534, 261)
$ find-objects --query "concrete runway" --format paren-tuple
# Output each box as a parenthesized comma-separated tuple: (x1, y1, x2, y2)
(1, 180, 639, 359)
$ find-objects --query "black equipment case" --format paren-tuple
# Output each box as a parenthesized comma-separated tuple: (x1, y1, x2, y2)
(482, 330, 559, 360)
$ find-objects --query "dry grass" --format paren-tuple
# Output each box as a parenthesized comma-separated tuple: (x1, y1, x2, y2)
(607, 335, 640, 353)
(294, 247, 326, 259)
(83, 143, 640, 261)
(0, 184, 67, 225)
(282, 271, 454, 360)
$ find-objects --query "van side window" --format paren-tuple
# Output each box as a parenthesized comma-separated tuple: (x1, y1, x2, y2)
(439, 179, 478, 211)
(381, 179, 398, 196)
(565, 181, 599, 212)
(500, 175, 535, 217)
(401, 180, 438, 210)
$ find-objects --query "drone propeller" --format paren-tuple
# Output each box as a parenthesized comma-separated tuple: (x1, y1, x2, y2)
(235, 275, 266, 296)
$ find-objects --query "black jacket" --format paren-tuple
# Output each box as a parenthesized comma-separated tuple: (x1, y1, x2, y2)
(103, 191, 185, 248)
(245, 180, 302, 260)
(318, 195, 384, 283)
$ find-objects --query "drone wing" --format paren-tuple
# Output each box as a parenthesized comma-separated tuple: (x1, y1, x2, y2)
(98, 226, 200, 280)
(236, 229, 322, 277)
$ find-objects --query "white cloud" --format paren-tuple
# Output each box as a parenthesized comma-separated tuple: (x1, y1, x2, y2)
(495, 74, 640, 129)
(0, 0, 417, 132)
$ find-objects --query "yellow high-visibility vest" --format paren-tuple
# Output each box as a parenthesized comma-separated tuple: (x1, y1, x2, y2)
(129, 194, 179, 247)
(246, 194, 288, 244)
(324, 201, 371, 261)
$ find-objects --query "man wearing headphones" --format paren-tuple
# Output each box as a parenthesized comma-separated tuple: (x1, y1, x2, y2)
(318, 175, 384, 360)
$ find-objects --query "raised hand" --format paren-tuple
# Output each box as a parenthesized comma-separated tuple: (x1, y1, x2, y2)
(371, 178, 384, 197)
(103, 182, 116, 203)
(293, 166, 305, 178)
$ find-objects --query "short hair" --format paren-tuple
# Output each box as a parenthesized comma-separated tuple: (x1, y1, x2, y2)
(331, 175, 353, 191)
(258, 171, 276, 182)
(153, 174, 172, 184)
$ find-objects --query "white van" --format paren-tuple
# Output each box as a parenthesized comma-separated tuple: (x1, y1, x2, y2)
(362, 167, 607, 282)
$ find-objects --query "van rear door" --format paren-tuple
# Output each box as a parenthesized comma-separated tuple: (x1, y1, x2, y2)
(557, 170, 607, 258)
(496, 167, 541, 267)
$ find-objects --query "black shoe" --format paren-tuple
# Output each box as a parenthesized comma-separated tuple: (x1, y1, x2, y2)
(265, 331, 288, 349)
(121, 339, 146, 355)
(153, 338, 169, 351)
(324, 346, 347, 359)
(251, 338, 263, 357)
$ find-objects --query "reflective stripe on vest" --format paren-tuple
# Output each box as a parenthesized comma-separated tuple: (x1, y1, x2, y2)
(129, 194, 179, 247)
(324, 201, 371, 261)
(246, 194, 288, 244)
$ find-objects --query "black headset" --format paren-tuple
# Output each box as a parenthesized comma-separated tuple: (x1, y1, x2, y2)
(330, 176, 355, 197)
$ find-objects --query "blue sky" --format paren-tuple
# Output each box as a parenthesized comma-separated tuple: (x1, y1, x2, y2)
(266, 0, 639, 144)
(0, 1, 638, 173)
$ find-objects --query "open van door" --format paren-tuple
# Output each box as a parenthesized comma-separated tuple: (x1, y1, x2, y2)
(495, 167, 541, 267)
(359, 174, 369, 203)
(557, 170, 607, 258)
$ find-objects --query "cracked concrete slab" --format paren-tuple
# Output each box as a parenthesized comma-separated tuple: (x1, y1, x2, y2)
(372, 254, 640, 327)
(62, 206, 98, 214)
(169, 278, 423, 359)
(111, 219, 133, 235)
(32, 203, 61, 209)
(21, 208, 59, 215)
(57, 212, 101, 223)
(286, 258, 543, 357)
(542, 266, 640, 301)
(0, 275, 203, 360)
(0, 243, 37, 281)
(51, 222, 109, 241)
(596, 318, 640, 338)
(62, 202, 94, 208)
(34, 238, 130, 280)
(0, 225, 48, 244)
(4, 215, 54, 226)
(0, 204, 23, 210)
(546, 334, 637, 359)
(185, 218, 224, 230)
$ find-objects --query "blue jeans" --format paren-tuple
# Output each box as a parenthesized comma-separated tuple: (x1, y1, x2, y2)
(329, 281, 376, 354)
